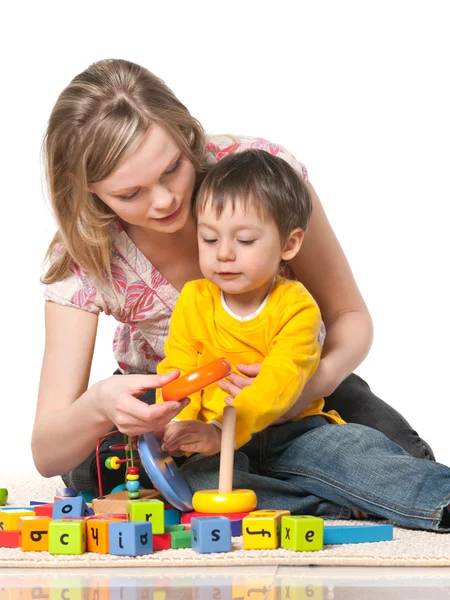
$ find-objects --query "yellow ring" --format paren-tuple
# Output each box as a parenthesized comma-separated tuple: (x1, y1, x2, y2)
(192, 489, 257, 514)
(126, 474, 139, 481)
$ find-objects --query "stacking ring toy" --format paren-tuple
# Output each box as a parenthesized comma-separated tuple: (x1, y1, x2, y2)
(162, 357, 232, 401)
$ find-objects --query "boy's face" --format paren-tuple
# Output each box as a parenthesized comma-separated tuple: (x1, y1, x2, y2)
(197, 198, 286, 297)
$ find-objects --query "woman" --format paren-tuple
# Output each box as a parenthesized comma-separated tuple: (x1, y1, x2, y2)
(32, 58, 433, 496)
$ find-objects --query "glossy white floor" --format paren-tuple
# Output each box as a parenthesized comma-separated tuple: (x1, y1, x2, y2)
(2, 566, 450, 600)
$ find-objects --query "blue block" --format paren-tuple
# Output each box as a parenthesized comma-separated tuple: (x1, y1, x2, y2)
(323, 524, 394, 545)
(52, 497, 90, 519)
(29, 501, 50, 506)
(109, 521, 153, 556)
(230, 517, 243, 537)
(2, 506, 35, 511)
(191, 517, 231, 553)
(164, 509, 181, 526)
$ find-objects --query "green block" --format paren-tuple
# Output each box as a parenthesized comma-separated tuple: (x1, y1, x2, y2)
(165, 524, 185, 532)
(49, 520, 86, 555)
(0, 488, 8, 506)
(127, 499, 165, 534)
(281, 515, 323, 552)
(170, 529, 192, 549)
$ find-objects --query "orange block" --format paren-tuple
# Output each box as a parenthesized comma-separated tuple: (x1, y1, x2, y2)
(86, 518, 122, 553)
(19, 516, 52, 552)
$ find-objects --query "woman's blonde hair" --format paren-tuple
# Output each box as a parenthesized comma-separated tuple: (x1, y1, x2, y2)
(42, 59, 207, 284)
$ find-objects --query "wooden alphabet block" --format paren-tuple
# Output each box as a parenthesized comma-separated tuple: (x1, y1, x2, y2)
(19, 516, 52, 552)
(48, 519, 86, 555)
(86, 517, 123, 553)
(191, 516, 231, 553)
(52, 497, 90, 520)
(126, 499, 165, 534)
(0, 509, 36, 531)
(109, 521, 153, 556)
(281, 515, 323, 552)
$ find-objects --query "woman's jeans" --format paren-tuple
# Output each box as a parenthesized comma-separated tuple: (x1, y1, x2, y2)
(181, 416, 450, 531)
(62, 373, 440, 527)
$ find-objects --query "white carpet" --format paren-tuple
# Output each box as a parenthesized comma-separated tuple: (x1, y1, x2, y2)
(2, 468, 450, 567)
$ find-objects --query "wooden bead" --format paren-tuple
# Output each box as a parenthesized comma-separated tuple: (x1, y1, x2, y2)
(126, 480, 140, 493)
(126, 474, 139, 481)
(127, 467, 139, 475)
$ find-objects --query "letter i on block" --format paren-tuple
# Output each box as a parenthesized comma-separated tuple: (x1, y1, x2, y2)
(19, 516, 52, 551)
(243, 510, 290, 550)
(281, 515, 324, 552)
(109, 521, 153, 556)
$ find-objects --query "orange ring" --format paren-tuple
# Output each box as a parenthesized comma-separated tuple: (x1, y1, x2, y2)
(162, 358, 232, 401)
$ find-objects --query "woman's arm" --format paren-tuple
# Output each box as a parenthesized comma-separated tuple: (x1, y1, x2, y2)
(32, 302, 188, 477)
(288, 182, 374, 396)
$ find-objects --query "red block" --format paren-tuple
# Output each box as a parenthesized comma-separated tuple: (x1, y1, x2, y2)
(33, 504, 54, 518)
(181, 510, 249, 524)
(0, 530, 20, 548)
(153, 533, 171, 551)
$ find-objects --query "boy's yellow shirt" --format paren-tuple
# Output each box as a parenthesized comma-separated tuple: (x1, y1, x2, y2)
(157, 276, 344, 448)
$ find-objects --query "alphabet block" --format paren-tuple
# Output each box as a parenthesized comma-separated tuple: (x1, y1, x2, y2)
(191, 516, 231, 553)
(281, 515, 323, 552)
(0, 530, 20, 548)
(33, 504, 54, 518)
(109, 521, 153, 556)
(126, 499, 164, 534)
(323, 524, 393, 544)
(243, 510, 290, 549)
(153, 532, 171, 551)
(164, 508, 181, 525)
(165, 524, 185, 532)
(19, 516, 52, 552)
(48, 520, 86, 555)
(52, 497, 90, 520)
(170, 529, 192, 549)
(87, 517, 123, 553)
(0, 509, 36, 531)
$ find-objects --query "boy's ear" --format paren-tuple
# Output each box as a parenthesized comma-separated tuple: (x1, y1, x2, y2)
(281, 228, 304, 261)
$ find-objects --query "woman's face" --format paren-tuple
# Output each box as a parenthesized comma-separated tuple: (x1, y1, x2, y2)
(90, 123, 196, 234)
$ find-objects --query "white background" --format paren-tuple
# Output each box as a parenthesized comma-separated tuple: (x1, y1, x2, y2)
(1, 1, 448, 469)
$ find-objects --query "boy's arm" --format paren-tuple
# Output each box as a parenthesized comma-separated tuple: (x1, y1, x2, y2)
(156, 288, 201, 421)
(218, 293, 322, 448)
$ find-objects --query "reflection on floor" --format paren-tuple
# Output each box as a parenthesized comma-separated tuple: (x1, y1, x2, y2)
(1, 566, 450, 600)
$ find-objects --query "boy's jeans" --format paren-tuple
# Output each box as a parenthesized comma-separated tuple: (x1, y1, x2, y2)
(181, 416, 450, 531)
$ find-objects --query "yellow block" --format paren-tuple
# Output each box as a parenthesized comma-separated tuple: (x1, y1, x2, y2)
(243, 510, 290, 550)
(0, 510, 36, 531)
(19, 516, 52, 552)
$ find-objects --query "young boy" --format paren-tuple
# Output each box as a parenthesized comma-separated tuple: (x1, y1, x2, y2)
(156, 149, 344, 456)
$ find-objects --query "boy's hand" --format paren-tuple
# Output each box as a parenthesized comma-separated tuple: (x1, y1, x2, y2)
(162, 421, 222, 456)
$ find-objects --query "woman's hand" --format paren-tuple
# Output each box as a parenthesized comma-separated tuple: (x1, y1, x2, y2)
(93, 371, 191, 437)
(162, 420, 222, 456)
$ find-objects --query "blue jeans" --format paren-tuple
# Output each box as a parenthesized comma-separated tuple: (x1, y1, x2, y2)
(180, 417, 450, 532)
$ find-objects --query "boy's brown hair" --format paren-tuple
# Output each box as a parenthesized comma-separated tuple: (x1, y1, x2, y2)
(194, 149, 312, 242)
